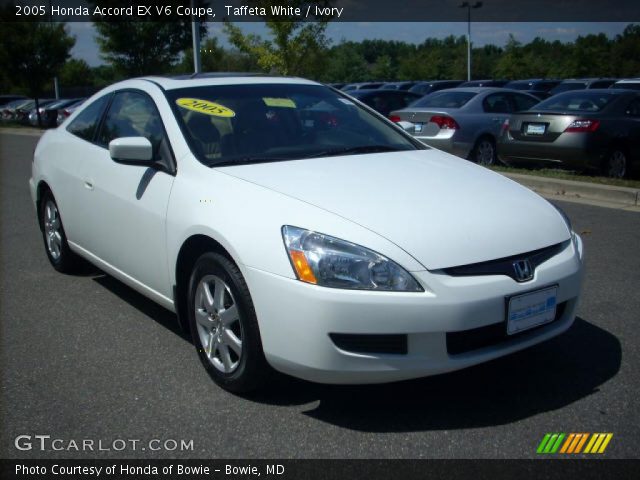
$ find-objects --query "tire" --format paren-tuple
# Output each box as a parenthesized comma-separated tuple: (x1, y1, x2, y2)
(603, 148, 628, 179)
(472, 137, 497, 166)
(39, 191, 81, 273)
(187, 252, 269, 393)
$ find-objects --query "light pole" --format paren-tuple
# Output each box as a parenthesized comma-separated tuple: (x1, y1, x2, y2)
(191, 0, 202, 74)
(459, 2, 483, 82)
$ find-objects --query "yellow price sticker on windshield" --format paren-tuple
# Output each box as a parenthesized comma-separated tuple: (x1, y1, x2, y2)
(263, 97, 296, 108)
(176, 98, 235, 117)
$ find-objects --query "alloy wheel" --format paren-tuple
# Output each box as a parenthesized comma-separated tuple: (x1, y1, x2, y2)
(43, 200, 63, 260)
(194, 274, 243, 374)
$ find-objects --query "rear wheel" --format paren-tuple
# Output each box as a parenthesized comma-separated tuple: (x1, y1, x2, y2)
(39, 191, 81, 273)
(603, 149, 627, 179)
(472, 137, 497, 166)
(187, 252, 269, 393)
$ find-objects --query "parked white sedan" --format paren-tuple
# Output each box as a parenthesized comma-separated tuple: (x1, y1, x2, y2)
(30, 75, 584, 392)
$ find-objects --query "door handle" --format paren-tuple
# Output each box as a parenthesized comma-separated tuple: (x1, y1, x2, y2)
(84, 180, 94, 190)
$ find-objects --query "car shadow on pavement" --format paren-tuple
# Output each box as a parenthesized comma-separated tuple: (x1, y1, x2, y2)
(247, 318, 622, 432)
(92, 274, 191, 343)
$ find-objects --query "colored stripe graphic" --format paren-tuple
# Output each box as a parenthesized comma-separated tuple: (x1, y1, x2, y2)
(574, 433, 589, 453)
(538, 433, 613, 454)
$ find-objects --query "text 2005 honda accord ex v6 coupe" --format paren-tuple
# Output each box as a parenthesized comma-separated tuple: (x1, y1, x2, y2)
(30, 75, 584, 392)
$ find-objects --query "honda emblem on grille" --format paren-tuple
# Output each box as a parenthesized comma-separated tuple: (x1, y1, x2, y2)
(513, 259, 534, 282)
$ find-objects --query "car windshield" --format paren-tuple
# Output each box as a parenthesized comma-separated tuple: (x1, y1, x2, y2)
(534, 92, 616, 112)
(410, 91, 477, 108)
(166, 83, 422, 166)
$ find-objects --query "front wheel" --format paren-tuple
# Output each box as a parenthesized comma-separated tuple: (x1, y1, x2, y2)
(472, 137, 497, 166)
(187, 252, 269, 393)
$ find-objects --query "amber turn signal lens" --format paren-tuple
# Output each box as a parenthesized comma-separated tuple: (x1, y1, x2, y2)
(288, 250, 317, 284)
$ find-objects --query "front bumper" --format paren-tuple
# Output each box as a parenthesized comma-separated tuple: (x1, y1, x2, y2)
(244, 235, 584, 384)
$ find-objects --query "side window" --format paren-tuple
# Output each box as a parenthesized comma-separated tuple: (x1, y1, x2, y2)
(625, 98, 640, 117)
(97, 91, 169, 161)
(66, 94, 110, 142)
(483, 93, 511, 113)
(511, 94, 539, 112)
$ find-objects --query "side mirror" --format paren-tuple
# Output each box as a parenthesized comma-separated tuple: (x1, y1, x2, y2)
(109, 137, 153, 165)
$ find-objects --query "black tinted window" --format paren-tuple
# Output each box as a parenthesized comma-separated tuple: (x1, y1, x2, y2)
(411, 91, 477, 108)
(97, 91, 170, 162)
(483, 93, 511, 113)
(511, 93, 539, 111)
(66, 95, 110, 142)
(536, 92, 616, 112)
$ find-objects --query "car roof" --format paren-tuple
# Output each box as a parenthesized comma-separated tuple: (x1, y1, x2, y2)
(438, 87, 523, 94)
(615, 78, 640, 83)
(138, 74, 320, 91)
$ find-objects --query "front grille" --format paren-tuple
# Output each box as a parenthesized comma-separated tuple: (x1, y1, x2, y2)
(446, 301, 567, 355)
(443, 242, 566, 282)
(329, 333, 408, 355)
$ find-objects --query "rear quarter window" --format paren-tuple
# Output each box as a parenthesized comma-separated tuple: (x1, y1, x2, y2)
(411, 91, 477, 108)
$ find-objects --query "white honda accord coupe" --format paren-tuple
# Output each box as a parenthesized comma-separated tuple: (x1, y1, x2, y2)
(30, 74, 584, 392)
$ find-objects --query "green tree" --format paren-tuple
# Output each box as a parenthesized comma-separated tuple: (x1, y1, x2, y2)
(0, 17, 74, 124)
(611, 24, 640, 77)
(89, 0, 206, 77)
(60, 58, 94, 87)
(223, 1, 334, 77)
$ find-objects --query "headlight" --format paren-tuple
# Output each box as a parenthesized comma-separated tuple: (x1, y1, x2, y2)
(282, 226, 423, 292)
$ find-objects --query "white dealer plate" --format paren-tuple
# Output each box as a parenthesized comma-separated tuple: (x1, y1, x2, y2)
(507, 286, 558, 335)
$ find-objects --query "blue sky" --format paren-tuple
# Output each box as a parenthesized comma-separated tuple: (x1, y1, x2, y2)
(68, 22, 631, 66)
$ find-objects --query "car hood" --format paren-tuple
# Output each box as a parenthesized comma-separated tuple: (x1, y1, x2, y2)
(219, 150, 570, 270)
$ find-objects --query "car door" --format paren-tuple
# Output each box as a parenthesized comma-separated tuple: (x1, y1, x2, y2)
(482, 92, 512, 136)
(82, 90, 176, 301)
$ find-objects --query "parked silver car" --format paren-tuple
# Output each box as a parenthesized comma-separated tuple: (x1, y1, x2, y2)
(389, 88, 540, 165)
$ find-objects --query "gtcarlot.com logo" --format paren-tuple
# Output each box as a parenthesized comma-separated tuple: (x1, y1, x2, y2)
(537, 433, 613, 454)
(14, 435, 194, 452)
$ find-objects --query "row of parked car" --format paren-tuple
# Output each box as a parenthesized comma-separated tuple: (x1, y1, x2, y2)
(334, 78, 640, 179)
(0, 96, 86, 128)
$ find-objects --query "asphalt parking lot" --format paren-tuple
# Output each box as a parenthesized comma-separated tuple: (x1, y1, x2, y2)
(1, 131, 639, 459)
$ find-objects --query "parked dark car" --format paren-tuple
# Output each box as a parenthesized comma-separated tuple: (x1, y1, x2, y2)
(498, 89, 640, 178)
(458, 79, 509, 88)
(16, 99, 54, 123)
(34, 98, 82, 128)
(1, 98, 32, 121)
(347, 89, 422, 117)
(549, 78, 618, 96)
(341, 82, 385, 91)
(389, 88, 540, 165)
(0, 95, 27, 108)
(612, 78, 640, 91)
(381, 81, 418, 91)
(56, 98, 86, 126)
(409, 80, 464, 96)
(503, 79, 561, 100)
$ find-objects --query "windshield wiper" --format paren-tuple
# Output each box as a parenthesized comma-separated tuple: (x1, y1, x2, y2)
(301, 145, 407, 159)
